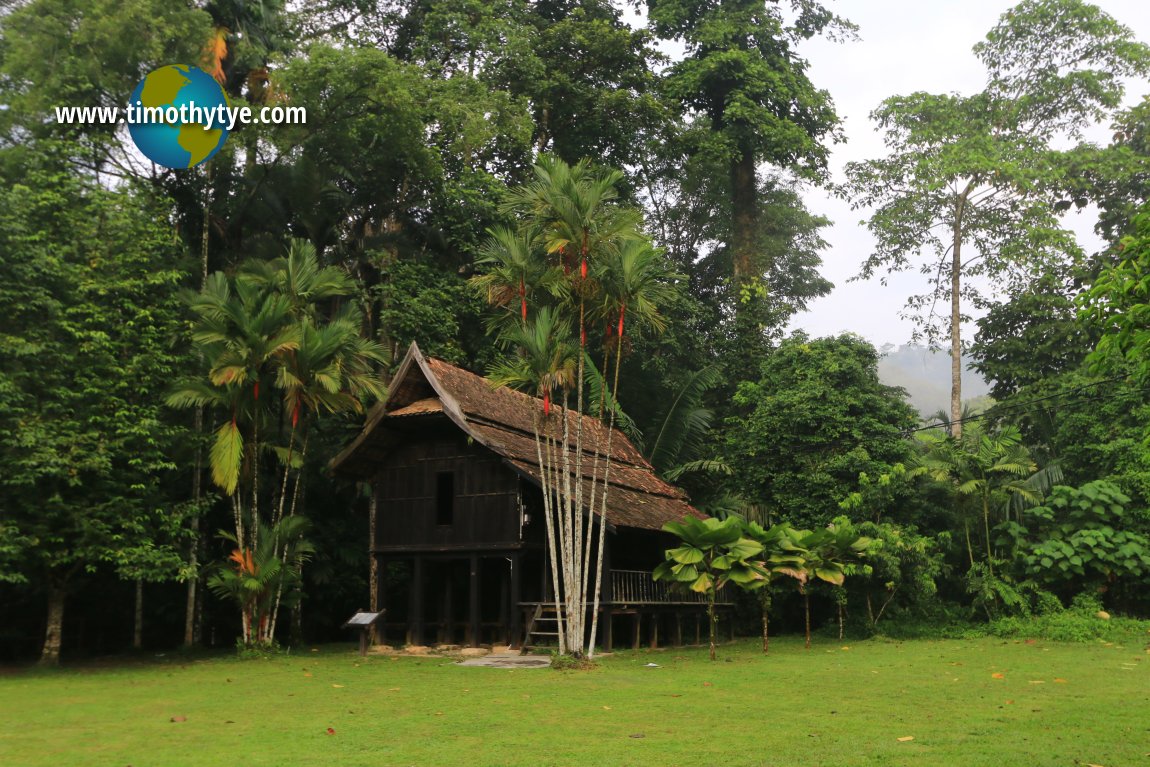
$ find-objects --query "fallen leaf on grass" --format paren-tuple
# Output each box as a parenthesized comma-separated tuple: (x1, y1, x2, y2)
(435, 712, 444, 716)
(1053, 678, 1067, 683)
(326, 727, 335, 735)
(303, 672, 312, 677)
(332, 684, 345, 688)
(1028, 680, 1045, 685)
(1005, 700, 1014, 705)
(703, 682, 713, 687)
(388, 687, 400, 691)
(170, 716, 187, 723)
(841, 646, 850, 651)
(992, 673, 1005, 679)
(629, 733, 645, 739)
(670, 694, 682, 698)
(602, 706, 612, 710)
(897, 736, 915, 742)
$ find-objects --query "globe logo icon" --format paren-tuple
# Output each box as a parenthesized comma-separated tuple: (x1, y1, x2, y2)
(127, 65, 229, 169)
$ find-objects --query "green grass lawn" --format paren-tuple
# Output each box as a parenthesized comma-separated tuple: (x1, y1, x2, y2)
(2, 636, 1148, 767)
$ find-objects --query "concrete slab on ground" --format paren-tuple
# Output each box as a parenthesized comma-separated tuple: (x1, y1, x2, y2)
(456, 653, 551, 668)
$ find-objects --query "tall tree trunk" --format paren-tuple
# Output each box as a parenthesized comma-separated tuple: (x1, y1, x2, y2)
(707, 588, 717, 662)
(950, 188, 969, 437)
(40, 585, 66, 666)
(184, 411, 202, 647)
(369, 490, 378, 645)
(759, 589, 771, 654)
(982, 494, 995, 578)
(185, 168, 211, 647)
(803, 587, 812, 650)
(964, 519, 975, 569)
(731, 148, 758, 289)
(134, 579, 144, 650)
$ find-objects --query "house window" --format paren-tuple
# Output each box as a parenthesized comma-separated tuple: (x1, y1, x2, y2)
(435, 472, 455, 526)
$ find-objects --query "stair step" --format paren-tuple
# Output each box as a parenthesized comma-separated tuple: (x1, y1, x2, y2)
(529, 631, 560, 637)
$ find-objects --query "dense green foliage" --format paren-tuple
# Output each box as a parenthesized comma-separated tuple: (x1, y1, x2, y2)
(726, 333, 917, 528)
(0, 153, 194, 663)
(2, 0, 1150, 664)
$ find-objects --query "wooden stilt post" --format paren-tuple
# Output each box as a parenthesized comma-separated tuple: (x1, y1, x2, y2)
(674, 613, 682, 647)
(649, 612, 659, 649)
(410, 556, 425, 647)
(374, 555, 387, 645)
(498, 560, 509, 646)
(632, 613, 641, 650)
(441, 575, 453, 645)
(509, 553, 522, 648)
(469, 554, 480, 648)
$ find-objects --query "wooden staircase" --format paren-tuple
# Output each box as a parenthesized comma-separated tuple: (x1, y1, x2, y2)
(520, 603, 565, 654)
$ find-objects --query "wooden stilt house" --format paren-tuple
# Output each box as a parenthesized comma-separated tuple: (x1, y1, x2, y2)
(331, 343, 729, 650)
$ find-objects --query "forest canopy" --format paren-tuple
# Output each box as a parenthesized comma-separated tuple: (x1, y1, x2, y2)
(1, 0, 1149, 664)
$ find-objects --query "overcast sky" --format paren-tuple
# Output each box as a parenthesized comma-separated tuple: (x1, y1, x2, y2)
(784, 0, 1150, 347)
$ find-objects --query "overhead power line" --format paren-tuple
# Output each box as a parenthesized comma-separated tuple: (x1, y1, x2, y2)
(906, 374, 1141, 435)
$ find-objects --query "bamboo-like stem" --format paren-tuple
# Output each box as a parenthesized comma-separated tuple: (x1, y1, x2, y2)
(539, 409, 566, 655)
(573, 300, 587, 655)
(559, 391, 581, 653)
(273, 420, 297, 529)
(583, 346, 610, 654)
(587, 321, 625, 658)
(232, 493, 245, 561)
(270, 430, 308, 643)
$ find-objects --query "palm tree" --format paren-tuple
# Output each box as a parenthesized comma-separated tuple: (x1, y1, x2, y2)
(508, 158, 644, 659)
(644, 364, 729, 481)
(743, 521, 806, 653)
(477, 158, 673, 658)
(489, 306, 579, 654)
(170, 271, 300, 556)
(653, 516, 767, 660)
(207, 515, 314, 647)
(790, 525, 871, 649)
(472, 225, 559, 330)
(171, 239, 386, 645)
(584, 238, 679, 655)
(913, 423, 1041, 576)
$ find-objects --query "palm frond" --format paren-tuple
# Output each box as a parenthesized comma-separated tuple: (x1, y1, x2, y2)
(645, 364, 723, 474)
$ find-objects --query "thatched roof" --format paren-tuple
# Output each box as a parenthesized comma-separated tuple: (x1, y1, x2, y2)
(331, 343, 700, 531)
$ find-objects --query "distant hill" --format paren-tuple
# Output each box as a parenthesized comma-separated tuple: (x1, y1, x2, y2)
(876, 344, 992, 418)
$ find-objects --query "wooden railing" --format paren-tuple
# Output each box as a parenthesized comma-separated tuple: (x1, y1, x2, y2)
(610, 569, 731, 605)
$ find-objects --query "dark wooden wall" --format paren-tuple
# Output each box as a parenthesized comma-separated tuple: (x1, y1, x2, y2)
(374, 427, 521, 550)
